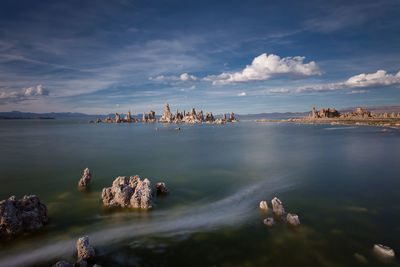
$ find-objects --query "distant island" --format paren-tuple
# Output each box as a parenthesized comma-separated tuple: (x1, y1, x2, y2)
(258, 106, 400, 128)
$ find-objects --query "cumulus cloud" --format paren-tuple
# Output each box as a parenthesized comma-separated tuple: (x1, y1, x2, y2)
(149, 73, 198, 83)
(0, 85, 49, 103)
(298, 70, 400, 93)
(204, 53, 323, 85)
(237, 92, 247, 96)
(269, 88, 290, 94)
(179, 85, 196, 92)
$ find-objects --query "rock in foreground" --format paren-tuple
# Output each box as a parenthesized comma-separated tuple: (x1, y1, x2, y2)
(0, 195, 48, 237)
(78, 168, 91, 187)
(101, 176, 153, 209)
(263, 217, 275, 226)
(77, 236, 95, 261)
(373, 244, 395, 258)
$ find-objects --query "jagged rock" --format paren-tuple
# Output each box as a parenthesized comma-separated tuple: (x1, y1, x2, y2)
(124, 111, 133, 122)
(142, 112, 147, 122)
(271, 197, 285, 216)
(103, 116, 114, 123)
(259, 201, 268, 210)
(311, 107, 319, 118)
(52, 261, 74, 267)
(95, 118, 102, 123)
(130, 178, 153, 209)
(101, 176, 153, 209)
(374, 244, 395, 258)
(222, 113, 227, 121)
(159, 103, 173, 123)
(286, 213, 300, 226)
(0, 195, 48, 237)
(75, 259, 88, 267)
(175, 127, 181, 130)
(213, 118, 225, 124)
(205, 112, 215, 122)
(148, 110, 156, 122)
(78, 168, 91, 187)
(263, 217, 275, 226)
(156, 182, 169, 195)
(229, 112, 238, 122)
(115, 113, 121, 123)
(197, 110, 204, 121)
(77, 236, 95, 261)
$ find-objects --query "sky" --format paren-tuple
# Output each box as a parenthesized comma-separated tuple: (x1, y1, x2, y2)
(0, 0, 399, 115)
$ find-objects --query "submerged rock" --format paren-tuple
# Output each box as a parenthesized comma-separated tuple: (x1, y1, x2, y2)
(52, 261, 74, 267)
(286, 213, 300, 226)
(373, 244, 395, 258)
(271, 197, 285, 216)
(156, 182, 169, 195)
(101, 175, 153, 209)
(263, 217, 275, 226)
(0, 195, 48, 237)
(259, 201, 268, 210)
(78, 168, 91, 187)
(77, 236, 95, 261)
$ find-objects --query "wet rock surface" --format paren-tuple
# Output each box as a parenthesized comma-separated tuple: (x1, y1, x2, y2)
(263, 217, 275, 226)
(373, 244, 395, 258)
(0, 195, 48, 237)
(101, 175, 153, 209)
(286, 213, 300, 226)
(271, 197, 285, 216)
(156, 182, 169, 195)
(259, 201, 268, 210)
(77, 236, 95, 261)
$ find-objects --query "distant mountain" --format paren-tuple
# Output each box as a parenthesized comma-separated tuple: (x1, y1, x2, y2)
(0, 111, 101, 119)
(339, 106, 400, 114)
(237, 112, 310, 120)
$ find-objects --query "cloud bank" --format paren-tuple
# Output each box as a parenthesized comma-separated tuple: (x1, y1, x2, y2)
(0, 85, 49, 103)
(298, 70, 400, 93)
(205, 53, 323, 85)
(149, 73, 198, 83)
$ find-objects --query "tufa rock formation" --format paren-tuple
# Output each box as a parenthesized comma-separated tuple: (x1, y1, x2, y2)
(0, 195, 48, 237)
(286, 213, 300, 226)
(78, 168, 91, 188)
(373, 244, 395, 258)
(159, 103, 173, 123)
(77, 236, 96, 261)
(156, 182, 169, 195)
(259, 201, 268, 210)
(271, 197, 285, 216)
(101, 176, 153, 209)
(310, 107, 340, 118)
(263, 217, 275, 226)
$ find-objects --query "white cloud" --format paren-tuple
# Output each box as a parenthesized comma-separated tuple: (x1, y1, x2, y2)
(237, 92, 247, 96)
(204, 53, 323, 85)
(298, 70, 400, 93)
(179, 85, 196, 92)
(0, 85, 49, 103)
(149, 73, 198, 83)
(269, 88, 290, 94)
(346, 90, 366, 94)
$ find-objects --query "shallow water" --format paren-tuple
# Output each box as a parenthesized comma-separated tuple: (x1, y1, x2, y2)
(0, 120, 400, 266)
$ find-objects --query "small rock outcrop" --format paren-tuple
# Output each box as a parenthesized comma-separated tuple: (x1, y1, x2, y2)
(156, 182, 169, 195)
(0, 195, 48, 237)
(263, 217, 275, 226)
(286, 213, 300, 226)
(271, 197, 285, 216)
(115, 113, 121, 123)
(373, 244, 395, 258)
(78, 168, 91, 188)
(101, 176, 153, 209)
(77, 236, 95, 261)
(259, 201, 268, 210)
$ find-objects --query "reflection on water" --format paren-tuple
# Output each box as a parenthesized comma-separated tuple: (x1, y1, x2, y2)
(0, 120, 399, 266)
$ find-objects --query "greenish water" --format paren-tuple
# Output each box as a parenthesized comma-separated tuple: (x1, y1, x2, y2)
(0, 119, 400, 266)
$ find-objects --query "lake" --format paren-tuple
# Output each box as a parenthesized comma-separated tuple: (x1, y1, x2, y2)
(0, 119, 399, 266)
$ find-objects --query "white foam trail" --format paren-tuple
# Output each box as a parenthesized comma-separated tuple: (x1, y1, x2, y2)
(0, 174, 294, 267)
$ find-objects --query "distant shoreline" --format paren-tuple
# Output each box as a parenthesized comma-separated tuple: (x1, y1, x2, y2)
(0, 116, 55, 120)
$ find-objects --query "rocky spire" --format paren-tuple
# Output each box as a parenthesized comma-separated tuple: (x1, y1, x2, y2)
(115, 113, 121, 123)
(222, 113, 227, 121)
(159, 103, 173, 123)
(142, 112, 147, 122)
(148, 110, 156, 121)
(229, 112, 237, 122)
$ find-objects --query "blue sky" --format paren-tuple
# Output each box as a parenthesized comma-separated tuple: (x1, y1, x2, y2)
(0, 0, 399, 114)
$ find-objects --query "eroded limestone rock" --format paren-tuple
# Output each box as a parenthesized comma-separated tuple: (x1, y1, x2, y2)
(263, 217, 275, 226)
(159, 103, 173, 123)
(271, 197, 285, 216)
(259, 201, 268, 210)
(78, 168, 91, 187)
(77, 236, 95, 261)
(286, 213, 300, 226)
(0, 195, 48, 237)
(101, 176, 153, 209)
(373, 244, 395, 258)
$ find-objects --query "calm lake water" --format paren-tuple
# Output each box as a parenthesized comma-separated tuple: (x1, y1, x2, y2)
(1, 119, 400, 266)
